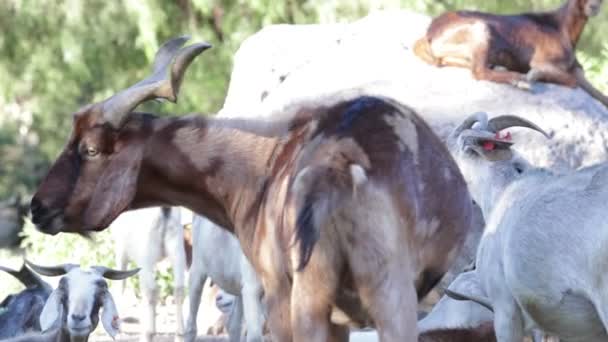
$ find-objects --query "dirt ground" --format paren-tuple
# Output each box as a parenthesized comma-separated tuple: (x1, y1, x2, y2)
(89, 300, 231, 342)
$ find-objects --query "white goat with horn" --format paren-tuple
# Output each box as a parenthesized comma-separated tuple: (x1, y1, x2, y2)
(6, 261, 139, 342)
(445, 112, 608, 341)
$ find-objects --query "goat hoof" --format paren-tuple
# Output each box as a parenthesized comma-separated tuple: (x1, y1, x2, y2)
(514, 80, 533, 91)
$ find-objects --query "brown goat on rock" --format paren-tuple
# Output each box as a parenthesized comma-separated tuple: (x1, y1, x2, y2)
(30, 37, 474, 342)
(414, 0, 608, 107)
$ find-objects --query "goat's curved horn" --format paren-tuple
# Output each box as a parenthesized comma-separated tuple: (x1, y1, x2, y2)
(25, 260, 79, 277)
(449, 112, 489, 140)
(487, 115, 550, 138)
(100, 36, 212, 127)
(91, 266, 140, 280)
(444, 288, 494, 312)
(0, 263, 53, 291)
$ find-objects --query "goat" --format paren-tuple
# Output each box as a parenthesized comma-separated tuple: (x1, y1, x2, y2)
(444, 112, 608, 341)
(185, 214, 265, 342)
(0, 263, 52, 338)
(413, 0, 608, 107)
(4, 261, 138, 342)
(419, 270, 556, 342)
(110, 206, 186, 342)
(30, 36, 474, 341)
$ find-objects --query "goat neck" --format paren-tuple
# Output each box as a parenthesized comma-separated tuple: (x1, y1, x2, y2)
(556, 0, 589, 47)
(133, 115, 285, 237)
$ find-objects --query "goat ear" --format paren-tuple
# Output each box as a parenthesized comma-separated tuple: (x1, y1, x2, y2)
(101, 291, 121, 339)
(84, 144, 143, 229)
(39, 289, 63, 332)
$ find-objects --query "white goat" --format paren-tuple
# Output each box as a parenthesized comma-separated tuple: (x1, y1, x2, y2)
(185, 215, 265, 342)
(446, 112, 608, 341)
(110, 206, 187, 342)
(5, 261, 138, 342)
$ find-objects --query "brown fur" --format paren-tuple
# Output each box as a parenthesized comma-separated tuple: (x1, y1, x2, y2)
(419, 321, 496, 342)
(414, 0, 608, 107)
(31, 59, 473, 341)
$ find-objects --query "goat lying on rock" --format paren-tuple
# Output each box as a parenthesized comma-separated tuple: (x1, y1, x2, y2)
(0, 263, 52, 339)
(5, 261, 139, 342)
(414, 0, 608, 107)
(30, 36, 474, 341)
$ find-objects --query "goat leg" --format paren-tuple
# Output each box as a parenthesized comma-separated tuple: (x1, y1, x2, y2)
(526, 65, 577, 88)
(574, 67, 608, 108)
(471, 56, 531, 91)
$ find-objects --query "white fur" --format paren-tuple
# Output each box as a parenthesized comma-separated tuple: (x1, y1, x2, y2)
(449, 115, 608, 341)
(17, 267, 124, 342)
(185, 214, 265, 342)
(110, 207, 186, 342)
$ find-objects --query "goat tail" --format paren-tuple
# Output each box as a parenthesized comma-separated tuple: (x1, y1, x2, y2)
(575, 67, 608, 108)
(292, 163, 368, 271)
(413, 37, 437, 65)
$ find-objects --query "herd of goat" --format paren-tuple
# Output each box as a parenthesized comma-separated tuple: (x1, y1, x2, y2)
(2, 0, 608, 341)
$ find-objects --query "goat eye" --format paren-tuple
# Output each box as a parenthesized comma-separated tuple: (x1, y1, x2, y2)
(85, 147, 99, 157)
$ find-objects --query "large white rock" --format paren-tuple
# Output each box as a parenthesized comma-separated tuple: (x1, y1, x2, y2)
(219, 9, 608, 172)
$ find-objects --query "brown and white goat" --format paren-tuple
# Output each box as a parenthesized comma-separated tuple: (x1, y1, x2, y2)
(30, 36, 474, 341)
(413, 0, 608, 107)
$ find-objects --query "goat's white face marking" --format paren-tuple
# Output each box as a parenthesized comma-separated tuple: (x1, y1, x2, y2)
(384, 114, 418, 162)
(64, 268, 106, 336)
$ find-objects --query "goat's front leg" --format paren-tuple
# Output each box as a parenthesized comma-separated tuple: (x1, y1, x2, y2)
(226, 296, 244, 342)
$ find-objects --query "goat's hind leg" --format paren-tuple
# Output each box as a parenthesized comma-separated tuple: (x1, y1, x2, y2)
(470, 44, 530, 90)
(184, 269, 207, 342)
(290, 247, 344, 342)
(139, 266, 159, 342)
(527, 64, 577, 88)
(354, 263, 418, 342)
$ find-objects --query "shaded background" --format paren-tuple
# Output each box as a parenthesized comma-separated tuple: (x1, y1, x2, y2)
(1, 0, 607, 302)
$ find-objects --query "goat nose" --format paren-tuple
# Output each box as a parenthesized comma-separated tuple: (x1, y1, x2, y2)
(30, 198, 44, 217)
(71, 314, 86, 322)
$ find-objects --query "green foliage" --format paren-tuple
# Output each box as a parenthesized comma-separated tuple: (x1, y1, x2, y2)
(1, 0, 608, 300)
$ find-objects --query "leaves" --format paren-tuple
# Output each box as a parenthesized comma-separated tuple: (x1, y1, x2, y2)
(1, 0, 608, 299)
